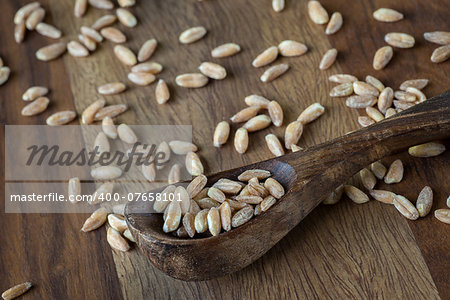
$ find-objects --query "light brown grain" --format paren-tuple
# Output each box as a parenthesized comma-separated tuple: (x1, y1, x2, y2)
(297, 103, 325, 124)
(384, 159, 403, 184)
(373, 46, 393, 70)
(252, 46, 278, 68)
(36, 42, 66, 61)
(211, 43, 241, 58)
(319, 48, 337, 70)
(94, 104, 128, 121)
(308, 0, 329, 24)
(393, 195, 419, 220)
(179, 26, 207, 44)
(278, 40, 308, 57)
(46, 110, 76, 126)
(373, 8, 403, 22)
(408, 142, 446, 157)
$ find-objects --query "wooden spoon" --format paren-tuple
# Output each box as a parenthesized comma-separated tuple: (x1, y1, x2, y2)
(125, 91, 450, 281)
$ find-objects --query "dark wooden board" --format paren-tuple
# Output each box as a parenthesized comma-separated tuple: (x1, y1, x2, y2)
(0, 0, 448, 299)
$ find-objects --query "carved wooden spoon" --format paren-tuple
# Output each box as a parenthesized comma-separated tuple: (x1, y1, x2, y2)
(125, 91, 450, 281)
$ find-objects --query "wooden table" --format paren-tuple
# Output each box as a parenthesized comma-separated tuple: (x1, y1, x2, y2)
(1, 0, 449, 299)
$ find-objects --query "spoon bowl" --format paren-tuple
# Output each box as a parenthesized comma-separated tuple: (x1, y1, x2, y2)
(126, 91, 450, 281)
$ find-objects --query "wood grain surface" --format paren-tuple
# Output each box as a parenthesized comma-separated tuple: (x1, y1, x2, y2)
(0, 0, 448, 299)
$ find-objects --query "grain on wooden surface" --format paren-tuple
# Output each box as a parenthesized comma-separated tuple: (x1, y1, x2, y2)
(2, 0, 449, 299)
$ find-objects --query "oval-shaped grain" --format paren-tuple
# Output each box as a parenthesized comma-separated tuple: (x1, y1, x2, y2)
(399, 79, 428, 91)
(179, 26, 207, 44)
(353, 81, 380, 96)
(385, 32, 415, 48)
(344, 185, 369, 204)
(211, 43, 241, 58)
(91, 14, 117, 30)
(26, 7, 45, 29)
(268, 100, 283, 127)
(132, 62, 163, 74)
(370, 161, 387, 179)
(424, 31, 450, 45)
(117, 123, 138, 144)
(67, 41, 89, 57)
(36, 42, 66, 61)
(82, 99, 105, 124)
(128, 72, 156, 86)
(102, 116, 117, 139)
(265, 134, 285, 157)
(175, 73, 208, 88)
(185, 151, 203, 176)
(366, 107, 384, 122)
(431, 45, 450, 63)
(81, 26, 103, 42)
(231, 206, 254, 227)
(264, 178, 285, 199)
(416, 186, 433, 217)
(234, 128, 249, 154)
(346, 95, 377, 108)
(377, 87, 394, 113)
(81, 207, 108, 232)
(238, 169, 271, 181)
(242, 114, 272, 132)
(36, 23, 62, 39)
(252, 46, 278, 68)
(278, 40, 308, 57)
(297, 103, 325, 124)
(365, 75, 385, 92)
(46, 110, 76, 126)
(91, 166, 122, 179)
(101, 27, 126, 43)
(369, 189, 396, 204)
(373, 46, 393, 70)
(358, 116, 375, 127)
(384, 159, 403, 184)
(94, 104, 128, 121)
(98, 82, 126, 95)
(155, 79, 170, 104)
(408, 142, 446, 157)
(22, 86, 48, 101)
(199, 62, 227, 80)
(434, 209, 450, 224)
(114, 45, 137, 66)
(116, 8, 137, 27)
(230, 106, 260, 123)
(373, 8, 403, 22)
(138, 38, 157, 62)
(21, 97, 50, 116)
(169, 140, 198, 155)
(329, 74, 358, 84)
(186, 175, 207, 198)
(325, 12, 343, 35)
(244, 95, 270, 108)
(94, 131, 110, 155)
(163, 200, 181, 233)
(1, 282, 33, 300)
(213, 121, 230, 147)
(78, 34, 97, 51)
(319, 48, 337, 70)
(360, 168, 377, 190)
(284, 121, 303, 150)
(261, 63, 289, 82)
(194, 209, 209, 233)
(308, 0, 329, 24)
(393, 195, 419, 220)
(330, 83, 353, 97)
(89, 0, 114, 10)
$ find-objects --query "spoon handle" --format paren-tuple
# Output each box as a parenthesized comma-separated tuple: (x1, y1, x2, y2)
(280, 90, 450, 192)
